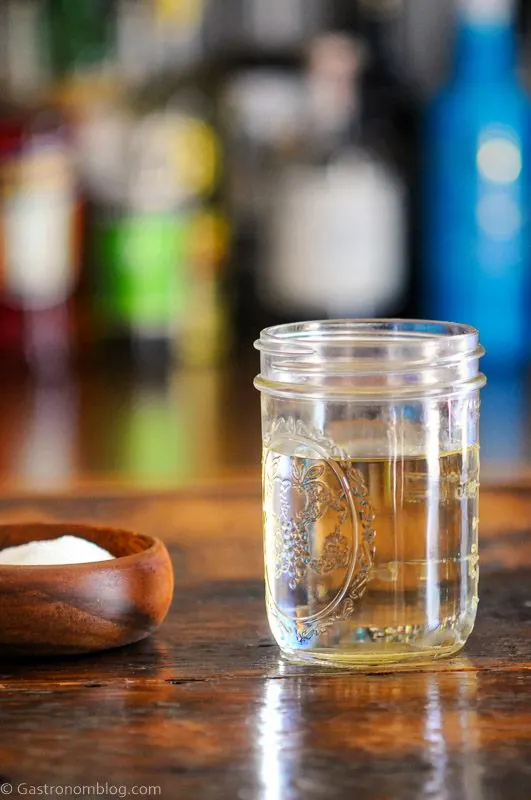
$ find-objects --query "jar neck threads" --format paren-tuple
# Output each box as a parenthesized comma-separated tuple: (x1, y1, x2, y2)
(255, 319, 486, 400)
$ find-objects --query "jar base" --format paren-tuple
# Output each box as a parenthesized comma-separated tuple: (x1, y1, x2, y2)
(278, 640, 467, 669)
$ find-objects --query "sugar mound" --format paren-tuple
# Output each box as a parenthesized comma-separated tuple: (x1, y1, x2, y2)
(0, 535, 114, 566)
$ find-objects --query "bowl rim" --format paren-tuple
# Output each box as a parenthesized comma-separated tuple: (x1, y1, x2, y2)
(0, 522, 166, 573)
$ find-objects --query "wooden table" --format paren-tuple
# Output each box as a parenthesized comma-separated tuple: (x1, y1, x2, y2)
(1, 480, 531, 800)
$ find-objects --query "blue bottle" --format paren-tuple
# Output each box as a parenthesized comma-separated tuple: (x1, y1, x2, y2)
(424, 0, 529, 368)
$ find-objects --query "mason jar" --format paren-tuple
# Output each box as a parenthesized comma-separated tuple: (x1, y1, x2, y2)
(254, 320, 486, 667)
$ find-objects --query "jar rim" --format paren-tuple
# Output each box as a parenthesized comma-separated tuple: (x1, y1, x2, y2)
(255, 319, 480, 353)
(254, 319, 486, 400)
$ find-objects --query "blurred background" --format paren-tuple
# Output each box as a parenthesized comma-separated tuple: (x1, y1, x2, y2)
(0, 0, 530, 491)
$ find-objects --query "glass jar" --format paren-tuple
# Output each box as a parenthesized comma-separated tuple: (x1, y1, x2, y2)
(254, 320, 486, 667)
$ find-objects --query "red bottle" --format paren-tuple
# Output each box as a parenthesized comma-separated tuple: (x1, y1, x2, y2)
(0, 105, 79, 378)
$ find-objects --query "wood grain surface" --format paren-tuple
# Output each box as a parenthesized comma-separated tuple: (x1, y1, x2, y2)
(0, 484, 531, 799)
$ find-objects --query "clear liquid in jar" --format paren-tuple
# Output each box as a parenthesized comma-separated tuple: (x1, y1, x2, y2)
(263, 444, 479, 666)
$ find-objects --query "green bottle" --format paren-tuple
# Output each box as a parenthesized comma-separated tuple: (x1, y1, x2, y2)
(44, 0, 116, 79)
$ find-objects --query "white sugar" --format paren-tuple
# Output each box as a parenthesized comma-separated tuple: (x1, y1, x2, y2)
(0, 535, 114, 566)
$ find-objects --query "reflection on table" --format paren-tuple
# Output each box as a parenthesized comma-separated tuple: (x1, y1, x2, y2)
(0, 364, 528, 492)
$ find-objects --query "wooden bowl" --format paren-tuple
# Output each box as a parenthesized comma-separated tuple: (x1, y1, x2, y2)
(0, 523, 174, 657)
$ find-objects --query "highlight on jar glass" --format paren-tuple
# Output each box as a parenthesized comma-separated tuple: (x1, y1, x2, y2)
(254, 320, 486, 667)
